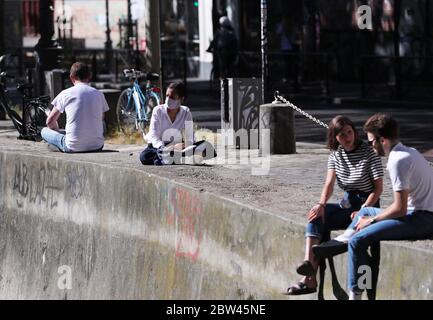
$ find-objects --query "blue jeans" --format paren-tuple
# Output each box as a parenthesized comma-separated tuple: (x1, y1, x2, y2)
(41, 128, 70, 153)
(306, 191, 379, 241)
(348, 209, 433, 292)
(347, 207, 384, 230)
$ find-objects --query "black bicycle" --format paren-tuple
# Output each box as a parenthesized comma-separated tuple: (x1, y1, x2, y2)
(0, 55, 49, 141)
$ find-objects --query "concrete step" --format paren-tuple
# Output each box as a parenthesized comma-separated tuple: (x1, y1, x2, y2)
(192, 110, 220, 122)
(194, 121, 221, 131)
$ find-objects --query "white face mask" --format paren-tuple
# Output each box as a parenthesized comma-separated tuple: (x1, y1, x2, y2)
(166, 97, 181, 110)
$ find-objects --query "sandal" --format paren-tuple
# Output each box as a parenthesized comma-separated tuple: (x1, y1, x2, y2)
(283, 282, 317, 296)
(296, 260, 315, 276)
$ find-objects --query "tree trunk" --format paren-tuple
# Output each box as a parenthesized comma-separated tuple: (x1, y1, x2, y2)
(144, 0, 163, 90)
(36, 0, 55, 50)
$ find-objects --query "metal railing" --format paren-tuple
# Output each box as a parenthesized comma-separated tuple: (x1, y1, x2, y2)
(9, 47, 146, 82)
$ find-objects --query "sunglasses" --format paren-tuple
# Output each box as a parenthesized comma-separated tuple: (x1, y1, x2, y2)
(368, 137, 381, 146)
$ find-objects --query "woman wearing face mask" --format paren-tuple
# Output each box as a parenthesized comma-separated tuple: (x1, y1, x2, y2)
(140, 81, 215, 165)
(146, 81, 192, 150)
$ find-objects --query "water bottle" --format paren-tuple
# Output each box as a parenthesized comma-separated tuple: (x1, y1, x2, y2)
(339, 192, 351, 209)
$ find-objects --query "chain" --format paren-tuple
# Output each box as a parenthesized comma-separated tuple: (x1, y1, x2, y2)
(272, 91, 329, 129)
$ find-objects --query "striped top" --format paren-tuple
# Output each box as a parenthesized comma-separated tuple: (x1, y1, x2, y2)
(328, 141, 384, 192)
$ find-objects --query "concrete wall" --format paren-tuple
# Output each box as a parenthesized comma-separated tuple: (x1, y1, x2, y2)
(1, 150, 433, 299)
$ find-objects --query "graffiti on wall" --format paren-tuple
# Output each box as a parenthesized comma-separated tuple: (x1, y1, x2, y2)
(237, 84, 261, 131)
(11, 160, 88, 209)
(165, 187, 204, 262)
(65, 165, 87, 200)
(12, 161, 61, 209)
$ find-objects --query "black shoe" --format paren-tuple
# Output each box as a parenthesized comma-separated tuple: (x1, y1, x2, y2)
(312, 239, 348, 260)
(283, 281, 317, 296)
(296, 260, 315, 276)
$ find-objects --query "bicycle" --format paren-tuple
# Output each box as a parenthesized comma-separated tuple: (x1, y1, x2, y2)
(0, 55, 49, 141)
(116, 69, 161, 138)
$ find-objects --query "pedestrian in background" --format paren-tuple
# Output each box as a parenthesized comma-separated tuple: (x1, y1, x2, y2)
(207, 16, 239, 80)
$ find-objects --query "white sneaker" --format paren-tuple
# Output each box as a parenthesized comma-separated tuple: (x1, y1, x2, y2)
(349, 290, 362, 300)
(335, 228, 356, 243)
(194, 155, 204, 165)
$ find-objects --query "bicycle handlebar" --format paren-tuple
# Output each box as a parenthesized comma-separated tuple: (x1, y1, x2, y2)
(123, 69, 159, 81)
(0, 55, 8, 68)
(0, 71, 14, 80)
(27, 95, 51, 103)
(123, 69, 145, 79)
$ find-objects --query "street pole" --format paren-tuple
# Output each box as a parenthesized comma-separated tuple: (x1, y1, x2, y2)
(104, 0, 113, 73)
(35, 0, 56, 96)
(62, 0, 66, 45)
(393, 0, 401, 58)
(425, 0, 430, 57)
(0, 0, 4, 55)
(393, 0, 402, 98)
(261, 0, 268, 103)
(144, 0, 163, 91)
(126, 0, 133, 51)
(36, 0, 55, 48)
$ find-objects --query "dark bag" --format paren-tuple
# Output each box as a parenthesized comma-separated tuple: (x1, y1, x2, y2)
(139, 141, 217, 166)
(139, 144, 164, 166)
(183, 140, 217, 160)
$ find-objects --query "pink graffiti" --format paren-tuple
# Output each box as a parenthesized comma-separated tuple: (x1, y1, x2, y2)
(166, 188, 203, 262)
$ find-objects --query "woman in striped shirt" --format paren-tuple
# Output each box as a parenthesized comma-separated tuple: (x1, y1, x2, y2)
(285, 115, 384, 296)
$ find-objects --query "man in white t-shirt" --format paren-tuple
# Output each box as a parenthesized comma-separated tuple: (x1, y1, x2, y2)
(41, 62, 109, 152)
(344, 113, 433, 300)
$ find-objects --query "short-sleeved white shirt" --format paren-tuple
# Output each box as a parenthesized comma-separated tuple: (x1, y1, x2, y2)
(52, 82, 109, 152)
(387, 143, 433, 212)
(145, 105, 194, 148)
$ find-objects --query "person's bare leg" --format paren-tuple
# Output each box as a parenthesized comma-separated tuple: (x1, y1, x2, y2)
(302, 236, 320, 288)
(304, 236, 320, 268)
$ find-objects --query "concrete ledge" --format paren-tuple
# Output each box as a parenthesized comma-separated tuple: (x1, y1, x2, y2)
(1, 144, 433, 299)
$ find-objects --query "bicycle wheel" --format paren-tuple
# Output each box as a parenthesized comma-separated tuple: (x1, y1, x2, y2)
(7, 108, 26, 137)
(116, 88, 138, 136)
(131, 93, 158, 138)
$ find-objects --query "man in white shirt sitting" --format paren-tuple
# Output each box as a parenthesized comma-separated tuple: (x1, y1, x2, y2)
(41, 62, 109, 153)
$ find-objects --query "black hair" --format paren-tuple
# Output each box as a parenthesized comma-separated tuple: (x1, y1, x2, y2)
(167, 81, 186, 99)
